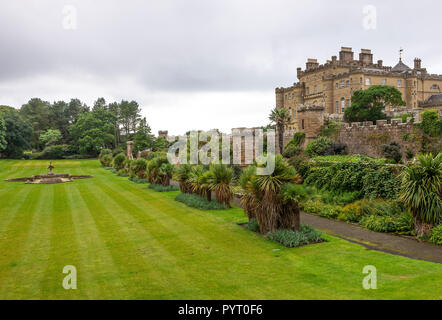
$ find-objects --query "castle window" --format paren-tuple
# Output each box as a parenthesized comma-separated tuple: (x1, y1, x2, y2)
(397, 80, 402, 88)
(381, 79, 386, 85)
(360, 77, 363, 84)
(341, 98, 345, 113)
(346, 80, 350, 87)
(336, 83, 339, 89)
(302, 119, 305, 130)
(341, 80, 345, 88)
(336, 101, 339, 114)
(431, 84, 440, 90)
(365, 77, 371, 86)
(346, 99, 350, 107)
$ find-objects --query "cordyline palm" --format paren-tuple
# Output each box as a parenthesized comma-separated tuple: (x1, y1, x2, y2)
(209, 164, 233, 207)
(269, 107, 291, 154)
(399, 153, 442, 237)
(189, 166, 213, 202)
(173, 164, 193, 193)
(240, 165, 260, 220)
(240, 155, 301, 233)
(159, 163, 174, 186)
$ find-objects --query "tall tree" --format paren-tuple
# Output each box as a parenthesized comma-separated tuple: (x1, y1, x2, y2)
(69, 108, 116, 155)
(49, 101, 69, 141)
(0, 116, 7, 152)
(64, 98, 89, 126)
(133, 117, 155, 152)
(119, 100, 141, 138)
(269, 107, 291, 154)
(0, 107, 33, 158)
(344, 85, 406, 122)
(93, 97, 107, 111)
(20, 98, 51, 150)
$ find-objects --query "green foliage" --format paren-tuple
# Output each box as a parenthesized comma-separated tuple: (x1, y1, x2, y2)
(319, 189, 361, 206)
(302, 200, 342, 219)
(113, 153, 127, 171)
(146, 153, 174, 186)
(131, 158, 148, 179)
(175, 193, 227, 210)
(0, 116, 6, 152)
(99, 149, 113, 167)
(320, 121, 341, 139)
(305, 136, 333, 157)
(359, 213, 413, 234)
(429, 225, 442, 245)
(39, 129, 62, 147)
(305, 160, 401, 199)
(69, 109, 116, 155)
(209, 164, 234, 207)
(399, 153, 442, 228)
(173, 164, 194, 194)
(283, 132, 305, 158)
(395, 113, 412, 124)
(344, 85, 406, 122)
(0, 109, 33, 158)
(312, 155, 387, 163)
(20, 98, 51, 149)
(269, 107, 291, 153)
(35, 144, 70, 159)
(381, 142, 402, 164)
(148, 184, 179, 192)
(267, 225, 325, 248)
(417, 110, 442, 137)
(129, 177, 148, 184)
(288, 153, 311, 179)
(133, 117, 155, 153)
(117, 168, 129, 177)
(247, 218, 260, 233)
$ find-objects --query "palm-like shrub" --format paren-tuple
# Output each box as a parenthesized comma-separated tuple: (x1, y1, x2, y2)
(240, 155, 301, 233)
(113, 153, 126, 171)
(131, 158, 148, 179)
(147, 155, 173, 186)
(173, 164, 193, 193)
(399, 153, 442, 236)
(189, 166, 213, 202)
(208, 164, 234, 207)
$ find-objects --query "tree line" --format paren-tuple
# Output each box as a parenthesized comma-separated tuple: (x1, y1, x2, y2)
(0, 98, 169, 159)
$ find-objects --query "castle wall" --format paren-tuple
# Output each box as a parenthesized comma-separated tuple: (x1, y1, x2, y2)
(337, 119, 423, 159)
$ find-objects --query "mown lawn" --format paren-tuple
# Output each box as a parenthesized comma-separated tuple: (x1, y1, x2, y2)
(0, 159, 441, 300)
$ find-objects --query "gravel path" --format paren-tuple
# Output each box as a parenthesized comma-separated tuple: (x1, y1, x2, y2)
(301, 212, 442, 264)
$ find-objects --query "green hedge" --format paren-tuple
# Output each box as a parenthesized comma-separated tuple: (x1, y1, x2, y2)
(267, 225, 325, 248)
(148, 184, 179, 192)
(430, 225, 442, 245)
(175, 193, 227, 210)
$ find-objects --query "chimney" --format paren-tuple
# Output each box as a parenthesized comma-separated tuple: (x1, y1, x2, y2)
(297, 67, 302, 79)
(306, 58, 319, 70)
(414, 58, 422, 69)
(377, 60, 383, 68)
(339, 47, 354, 63)
(359, 49, 373, 65)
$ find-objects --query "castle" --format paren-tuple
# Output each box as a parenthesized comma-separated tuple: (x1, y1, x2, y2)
(275, 46, 442, 141)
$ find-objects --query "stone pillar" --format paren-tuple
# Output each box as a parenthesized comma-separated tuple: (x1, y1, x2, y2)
(126, 141, 134, 160)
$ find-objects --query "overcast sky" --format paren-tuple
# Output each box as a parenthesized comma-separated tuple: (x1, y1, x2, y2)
(0, 0, 441, 135)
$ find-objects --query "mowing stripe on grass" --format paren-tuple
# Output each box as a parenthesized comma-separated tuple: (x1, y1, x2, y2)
(0, 184, 53, 299)
(67, 185, 130, 299)
(40, 184, 86, 300)
(0, 187, 41, 295)
(78, 184, 174, 298)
